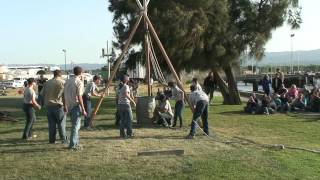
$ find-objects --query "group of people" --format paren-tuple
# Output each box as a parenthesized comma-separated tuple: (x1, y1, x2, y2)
(22, 67, 218, 150)
(22, 67, 103, 150)
(245, 68, 320, 115)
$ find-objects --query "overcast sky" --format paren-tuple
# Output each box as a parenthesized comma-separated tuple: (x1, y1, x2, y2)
(0, 0, 319, 65)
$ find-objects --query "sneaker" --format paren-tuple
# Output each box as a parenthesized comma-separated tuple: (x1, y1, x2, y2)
(127, 133, 135, 138)
(69, 145, 83, 151)
(185, 134, 195, 139)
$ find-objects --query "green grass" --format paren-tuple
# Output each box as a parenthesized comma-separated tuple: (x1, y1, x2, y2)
(0, 96, 320, 179)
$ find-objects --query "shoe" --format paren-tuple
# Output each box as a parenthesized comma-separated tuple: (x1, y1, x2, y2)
(185, 134, 195, 139)
(69, 145, 83, 151)
(84, 127, 93, 131)
(127, 134, 135, 138)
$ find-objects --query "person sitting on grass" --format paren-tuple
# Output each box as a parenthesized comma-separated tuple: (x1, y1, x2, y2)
(309, 87, 320, 112)
(261, 94, 274, 115)
(291, 92, 306, 111)
(82, 75, 104, 130)
(244, 93, 260, 114)
(277, 84, 290, 112)
(154, 94, 173, 127)
(287, 84, 299, 102)
(22, 78, 41, 140)
(186, 85, 209, 139)
(270, 93, 282, 112)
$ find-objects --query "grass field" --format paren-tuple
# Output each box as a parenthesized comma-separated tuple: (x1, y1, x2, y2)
(0, 94, 320, 180)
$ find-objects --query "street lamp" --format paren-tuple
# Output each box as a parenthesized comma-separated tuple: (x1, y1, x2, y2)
(290, 33, 295, 74)
(62, 49, 67, 74)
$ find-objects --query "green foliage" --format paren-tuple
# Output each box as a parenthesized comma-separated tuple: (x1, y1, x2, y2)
(109, 0, 302, 73)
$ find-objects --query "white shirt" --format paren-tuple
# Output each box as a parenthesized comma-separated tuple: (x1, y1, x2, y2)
(171, 86, 184, 101)
(189, 90, 209, 107)
(64, 76, 84, 109)
(118, 84, 130, 105)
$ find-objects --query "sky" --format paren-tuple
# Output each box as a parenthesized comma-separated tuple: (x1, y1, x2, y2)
(0, 0, 319, 65)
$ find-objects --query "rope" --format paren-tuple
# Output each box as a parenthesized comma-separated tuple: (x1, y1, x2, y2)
(148, 33, 167, 85)
(192, 120, 320, 154)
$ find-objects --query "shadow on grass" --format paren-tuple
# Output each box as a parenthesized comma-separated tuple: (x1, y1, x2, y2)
(0, 126, 49, 135)
(82, 135, 184, 141)
(218, 110, 248, 116)
(0, 147, 65, 154)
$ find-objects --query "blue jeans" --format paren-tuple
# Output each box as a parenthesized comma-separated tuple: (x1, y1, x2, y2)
(69, 106, 82, 148)
(22, 104, 36, 139)
(173, 100, 184, 127)
(83, 95, 92, 128)
(46, 105, 67, 143)
(190, 100, 209, 136)
(118, 104, 133, 137)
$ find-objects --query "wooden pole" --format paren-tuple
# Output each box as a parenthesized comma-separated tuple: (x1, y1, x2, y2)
(144, 0, 151, 96)
(144, 14, 193, 111)
(91, 15, 143, 122)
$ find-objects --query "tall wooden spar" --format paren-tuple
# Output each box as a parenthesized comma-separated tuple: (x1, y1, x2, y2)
(91, 0, 194, 123)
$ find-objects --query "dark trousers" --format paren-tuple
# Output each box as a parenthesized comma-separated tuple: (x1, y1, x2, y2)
(205, 87, 214, 103)
(46, 105, 67, 143)
(118, 104, 133, 137)
(173, 100, 184, 127)
(22, 104, 36, 139)
(83, 95, 92, 128)
(189, 100, 209, 136)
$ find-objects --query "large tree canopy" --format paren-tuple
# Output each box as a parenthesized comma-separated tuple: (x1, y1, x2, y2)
(109, 0, 301, 104)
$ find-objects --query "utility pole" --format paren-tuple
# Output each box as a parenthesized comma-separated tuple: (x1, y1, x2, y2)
(62, 49, 67, 74)
(102, 41, 113, 95)
(290, 33, 295, 74)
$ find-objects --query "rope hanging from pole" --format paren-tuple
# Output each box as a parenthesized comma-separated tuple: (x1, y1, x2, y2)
(148, 33, 167, 85)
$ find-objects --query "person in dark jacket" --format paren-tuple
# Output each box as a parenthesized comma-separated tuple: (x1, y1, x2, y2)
(261, 75, 271, 96)
(272, 73, 282, 93)
(203, 72, 217, 104)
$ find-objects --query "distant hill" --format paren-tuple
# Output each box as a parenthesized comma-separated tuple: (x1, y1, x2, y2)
(7, 63, 106, 71)
(244, 49, 320, 66)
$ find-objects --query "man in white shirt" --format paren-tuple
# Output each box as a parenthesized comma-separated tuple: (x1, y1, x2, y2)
(168, 82, 184, 128)
(64, 66, 87, 150)
(82, 75, 103, 130)
(117, 74, 136, 138)
(186, 85, 210, 139)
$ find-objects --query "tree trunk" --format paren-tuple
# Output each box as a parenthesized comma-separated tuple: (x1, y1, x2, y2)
(213, 71, 230, 104)
(224, 65, 242, 105)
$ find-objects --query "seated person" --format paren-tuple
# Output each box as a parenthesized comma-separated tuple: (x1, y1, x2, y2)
(154, 94, 173, 127)
(270, 93, 282, 111)
(261, 94, 274, 115)
(291, 92, 306, 111)
(244, 93, 260, 114)
(277, 84, 290, 112)
(310, 88, 320, 112)
(287, 84, 299, 102)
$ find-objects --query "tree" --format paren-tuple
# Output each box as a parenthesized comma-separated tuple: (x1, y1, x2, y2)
(109, 0, 301, 104)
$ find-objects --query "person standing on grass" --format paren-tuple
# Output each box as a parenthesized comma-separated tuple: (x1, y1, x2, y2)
(192, 78, 202, 91)
(186, 85, 209, 139)
(22, 78, 41, 140)
(37, 74, 47, 106)
(42, 70, 68, 144)
(117, 74, 136, 138)
(168, 82, 184, 128)
(203, 71, 216, 104)
(64, 66, 87, 150)
(261, 74, 271, 96)
(82, 75, 104, 130)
